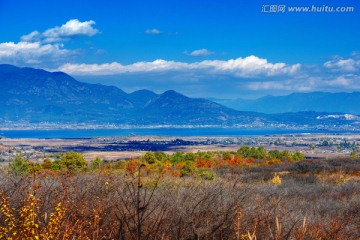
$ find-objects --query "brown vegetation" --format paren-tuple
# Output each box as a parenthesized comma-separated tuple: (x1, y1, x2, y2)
(0, 148, 360, 239)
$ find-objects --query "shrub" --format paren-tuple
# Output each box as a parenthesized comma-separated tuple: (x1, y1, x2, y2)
(51, 160, 61, 171)
(271, 173, 282, 185)
(42, 158, 53, 169)
(59, 152, 87, 172)
(154, 152, 168, 162)
(180, 161, 195, 177)
(293, 152, 305, 161)
(90, 157, 103, 170)
(9, 154, 29, 175)
(200, 170, 216, 180)
(0, 192, 66, 239)
(143, 152, 157, 164)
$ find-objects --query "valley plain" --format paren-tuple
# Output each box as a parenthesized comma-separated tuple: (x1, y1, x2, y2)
(1, 133, 359, 163)
(1, 133, 360, 239)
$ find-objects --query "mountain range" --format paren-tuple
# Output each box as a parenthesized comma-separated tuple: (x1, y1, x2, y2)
(212, 92, 360, 115)
(0, 64, 359, 128)
(0, 64, 263, 125)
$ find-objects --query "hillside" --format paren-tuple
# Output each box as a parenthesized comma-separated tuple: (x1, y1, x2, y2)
(0, 65, 261, 125)
(0, 64, 359, 128)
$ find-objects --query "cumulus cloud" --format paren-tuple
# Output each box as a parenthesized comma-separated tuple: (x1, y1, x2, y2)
(186, 49, 214, 57)
(0, 41, 71, 65)
(1, 19, 98, 66)
(197, 56, 300, 77)
(20, 31, 41, 42)
(247, 73, 360, 93)
(243, 55, 360, 93)
(324, 58, 360, 72)
(243, 56, 360, 96)
(57, 55, 301, 78)
(21, 19, 99, 43)
(145, 28, 161, 35)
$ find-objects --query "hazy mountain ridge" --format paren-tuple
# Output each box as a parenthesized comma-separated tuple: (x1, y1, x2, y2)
(0, 64, 359, 128)
(213, 92, 360, 114)
(0, 65, 260, 125)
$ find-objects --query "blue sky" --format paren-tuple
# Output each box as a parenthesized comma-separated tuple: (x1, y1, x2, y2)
(1, 0, 360, 98)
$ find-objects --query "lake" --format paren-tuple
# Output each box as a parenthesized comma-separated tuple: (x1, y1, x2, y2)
(0, 128, 357, 139)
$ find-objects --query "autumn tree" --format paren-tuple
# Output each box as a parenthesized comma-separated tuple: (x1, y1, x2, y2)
(59, 152, 87, 172)
(143, 152, 157, 164)
(9, 154, 29, 174)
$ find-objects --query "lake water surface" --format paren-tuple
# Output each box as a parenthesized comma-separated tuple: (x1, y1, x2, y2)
(0, 128, 357, 139)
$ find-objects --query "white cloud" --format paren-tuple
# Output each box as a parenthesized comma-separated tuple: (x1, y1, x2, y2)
(197, 56, 300, 77)
(21, 19, 99, 43)
(244, 56, 360, 94)
(186, 49, 214, 57)
(56, 55, 301, 78)
(57, 60, 189, 75)
(324, 58, 360, 72)
(20, 31, 41, 42)
(145, 28, 161, 35)
(247, 73, 360, 92)
(326, 75, 351, 86)
(0, 19, 98, 66)
(0, 41, 71, 65)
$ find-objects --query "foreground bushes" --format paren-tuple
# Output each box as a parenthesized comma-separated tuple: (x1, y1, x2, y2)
(9, 147, 305, 178)
(1, 157, 360, 239)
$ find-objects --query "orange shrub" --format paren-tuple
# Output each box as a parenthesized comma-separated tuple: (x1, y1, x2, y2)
(176, 162, 185, 169)
(195, 157, 213, 168)
(126, 158, 138, 173)
(245, 158, 254, 164)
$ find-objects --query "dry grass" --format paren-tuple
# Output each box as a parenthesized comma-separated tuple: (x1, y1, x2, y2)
(0, 158, 360, 239)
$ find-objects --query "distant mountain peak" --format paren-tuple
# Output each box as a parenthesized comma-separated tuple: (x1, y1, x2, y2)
(162, 90, 180, 95)
(128, 89, 158, 108)
(160, 90, 188, 98)
(0, 64, 21, 73)
(131, 89, 156, 95)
